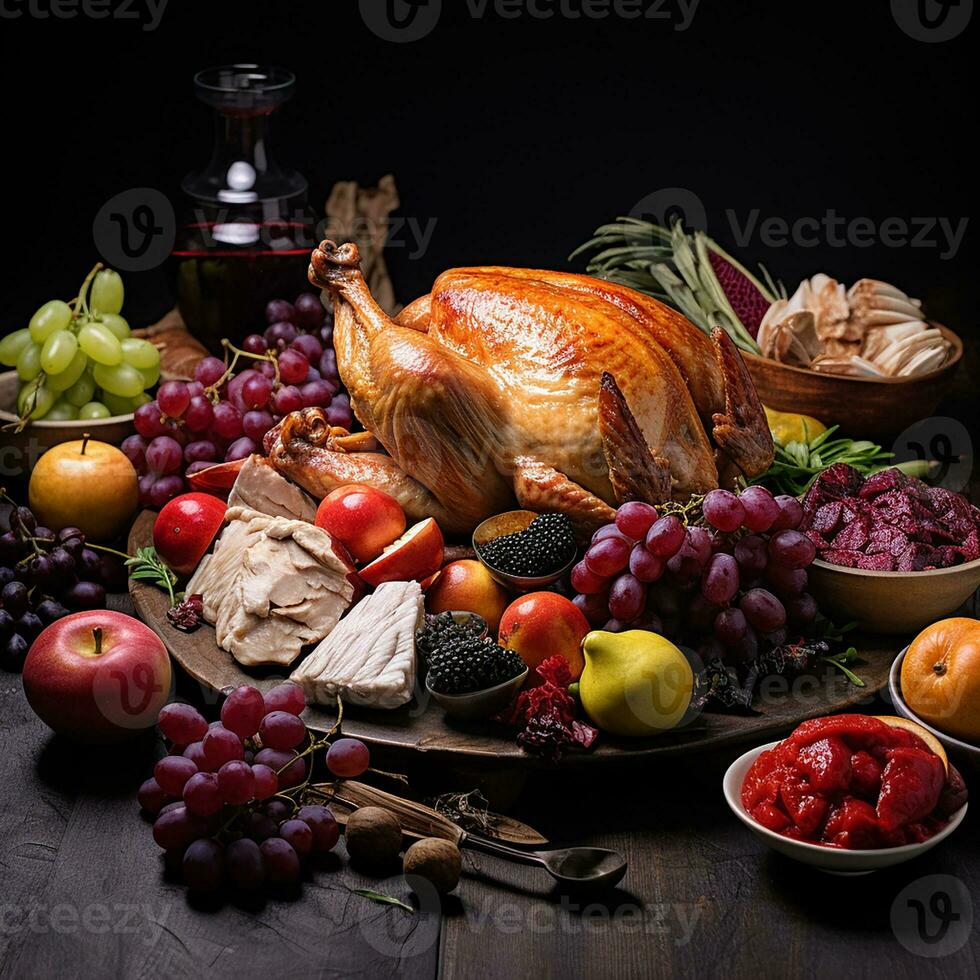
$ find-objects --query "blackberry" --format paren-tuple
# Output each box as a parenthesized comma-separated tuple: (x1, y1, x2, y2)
(416, 611, 486, 660)
(478, 513, 575, 577)
(426, 635, 527, 695)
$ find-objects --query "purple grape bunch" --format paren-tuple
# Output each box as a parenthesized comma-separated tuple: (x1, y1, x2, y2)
(123, 292, 354, 509)
(140, 681, 372, 894)
(571, 487, 818, 665)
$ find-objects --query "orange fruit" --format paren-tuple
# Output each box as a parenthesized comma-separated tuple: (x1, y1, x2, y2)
(901, 617, 980, 744)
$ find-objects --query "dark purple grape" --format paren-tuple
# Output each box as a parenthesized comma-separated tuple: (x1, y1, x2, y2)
(740, 588, 787, 632)
(293, 292, 325, 330)
(0, 608, 13, 639)
(0, 567, 13, 588)
(265, 299, 295, 325)
(714, 607, 748, 645)
(1, 581, 29, 617)
(57, 526, 85, 544)
(786, 592, 818, 625)
(264, 799, 292, 823)
(48, 546, 75, 576)
(25, 555, 54, 587)
(0, 532, 23, 563)
(35, 599, 68, 625)
(296, 805, 339, 854)
(33, 526, 55, 544)
(226, 838, 265, 890)
(291, 333, 323, 363)
(77, 548, 103, 580)
(318, 350, 337, 379)
(64, 581, 106, 610)
(182, 838, 224, 892)
(243, 333, 267, 355)
(2, 632, 29, 669)
(244, 812, 278, 843)
(265, 321, 298, 347)
(14, 507, 35, 533)
(16, 611, 42, 640)
(260, 837, 301, 884)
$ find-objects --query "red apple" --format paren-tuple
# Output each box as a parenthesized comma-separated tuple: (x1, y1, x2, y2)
(359, 518, 445, 587)
(23, 611, 173, 743)
(153, 493, 227, 577)
(315, 484, 407, 564)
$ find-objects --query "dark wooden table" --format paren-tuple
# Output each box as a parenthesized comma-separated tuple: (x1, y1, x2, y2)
(1, 596, 977, 979)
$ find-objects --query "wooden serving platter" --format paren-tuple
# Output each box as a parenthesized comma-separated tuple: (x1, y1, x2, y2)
(128, 511, 898, 767)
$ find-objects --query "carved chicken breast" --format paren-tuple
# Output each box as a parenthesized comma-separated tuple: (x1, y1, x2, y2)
(290, 581, 422, 709)
(186, 507, 354, 666)
(268, 241, 773, 538)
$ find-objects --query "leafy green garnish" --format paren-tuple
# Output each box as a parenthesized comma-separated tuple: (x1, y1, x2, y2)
(746, 425, 934, 497)
(126, 546, 179, 607)
(820, 646, 866, 687)
(348, 888, 414, 912)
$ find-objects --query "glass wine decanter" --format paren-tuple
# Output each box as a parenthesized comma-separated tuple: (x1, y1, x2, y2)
(170, 64, 317, 352)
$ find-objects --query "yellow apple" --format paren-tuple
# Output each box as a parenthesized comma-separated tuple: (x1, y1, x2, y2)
(29, 435, 139, 541)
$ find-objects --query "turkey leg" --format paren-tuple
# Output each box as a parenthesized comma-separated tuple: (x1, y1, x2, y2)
(267, 408, 471, 533)
(512, 457, 617, 541)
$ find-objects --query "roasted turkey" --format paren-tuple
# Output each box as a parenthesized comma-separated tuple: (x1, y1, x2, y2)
(267, 241, 773, 537)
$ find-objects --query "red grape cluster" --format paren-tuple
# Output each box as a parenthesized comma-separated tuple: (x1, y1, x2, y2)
(139, 681, 371, 893)
(1, 502, 113, 670)
(123, 292, 354, 509)
(571, 486, 819, 664)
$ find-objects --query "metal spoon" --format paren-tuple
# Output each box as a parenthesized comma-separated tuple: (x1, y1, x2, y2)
(461, 832, 627, 890)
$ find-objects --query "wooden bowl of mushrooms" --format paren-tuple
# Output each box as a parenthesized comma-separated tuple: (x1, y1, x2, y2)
(743, 276, 962, 439)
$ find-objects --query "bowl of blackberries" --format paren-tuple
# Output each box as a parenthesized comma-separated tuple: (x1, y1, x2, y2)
(1, 497, 116, 671)
(473, 510, 577, 591)
(417, 611, 528, 721)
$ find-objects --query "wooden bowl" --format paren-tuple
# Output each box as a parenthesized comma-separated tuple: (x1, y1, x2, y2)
(743, 323, 962, 439)
(0, 370, 135, 464)
(807, 555, 980, 634)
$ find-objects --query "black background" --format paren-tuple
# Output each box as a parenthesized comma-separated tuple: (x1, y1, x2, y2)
(1, 0, 973, 338)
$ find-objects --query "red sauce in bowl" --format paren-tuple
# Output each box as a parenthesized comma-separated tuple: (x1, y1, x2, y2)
(741, 714, 967, 849)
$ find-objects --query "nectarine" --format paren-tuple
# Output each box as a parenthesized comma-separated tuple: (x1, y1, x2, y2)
(498, 591, 589, 682)
(426, 560, 510, 633)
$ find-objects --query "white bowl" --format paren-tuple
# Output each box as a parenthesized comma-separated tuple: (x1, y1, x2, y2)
(889, 648, 980, 768)
(723, 740, 968, 875)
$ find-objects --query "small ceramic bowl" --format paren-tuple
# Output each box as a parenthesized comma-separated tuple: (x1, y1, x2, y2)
(426, 667, 529, 722)
(889, 648, 980, 769)
(807, 555, 980, 634)
(473, 509, 576, 592)
(723, 740, 968, 875)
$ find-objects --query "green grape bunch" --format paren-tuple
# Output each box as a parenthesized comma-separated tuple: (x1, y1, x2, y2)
(0, 264, 160, 428)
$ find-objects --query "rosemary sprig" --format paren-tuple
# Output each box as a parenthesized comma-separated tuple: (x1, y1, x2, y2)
(125, 545, 179, 607)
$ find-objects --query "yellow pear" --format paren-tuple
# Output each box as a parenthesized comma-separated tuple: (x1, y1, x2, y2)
(579, 630, 693, 736)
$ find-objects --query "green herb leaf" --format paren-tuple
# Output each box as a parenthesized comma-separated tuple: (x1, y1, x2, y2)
(125, 546, 178, 607)
(348, 888, 415, 912)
